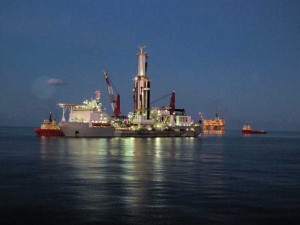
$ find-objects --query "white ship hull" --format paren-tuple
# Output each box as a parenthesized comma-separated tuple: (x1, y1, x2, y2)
(59, 122, 201, 138)
(59, 122, 116, 137)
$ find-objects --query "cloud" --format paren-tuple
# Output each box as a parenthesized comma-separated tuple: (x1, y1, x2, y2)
(46, 78, 67, 86)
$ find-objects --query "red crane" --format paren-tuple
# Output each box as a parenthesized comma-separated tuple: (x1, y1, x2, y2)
(103, 70, 120, 117)
(169, 91, 175, 115)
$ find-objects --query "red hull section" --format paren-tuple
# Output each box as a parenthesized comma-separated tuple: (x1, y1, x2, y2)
(242, 130, 266, 134)
(35, 128, 64, 137)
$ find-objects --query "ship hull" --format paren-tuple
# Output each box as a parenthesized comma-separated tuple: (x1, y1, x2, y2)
(60, 122, 201, 138)
(116, 127, 201, 137)
(242, 130, 266, 134)
(34, 128, 64, 137)
(59, 122, 116, 137)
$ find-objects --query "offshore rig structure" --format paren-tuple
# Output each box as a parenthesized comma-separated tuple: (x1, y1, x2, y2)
(200, 112, 225, 131)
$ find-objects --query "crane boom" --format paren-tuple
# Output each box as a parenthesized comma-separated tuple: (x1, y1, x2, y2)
(103, 70, 120, 117)
(169, 91, 175, 115)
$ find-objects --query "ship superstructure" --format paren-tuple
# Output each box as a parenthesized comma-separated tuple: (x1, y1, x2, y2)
(57, 47, 201, 137)
(58, 91, 116, 137)
(59, 90, 108, 124)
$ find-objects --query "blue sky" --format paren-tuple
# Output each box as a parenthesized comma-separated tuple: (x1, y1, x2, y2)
(1, 0, 300, 131)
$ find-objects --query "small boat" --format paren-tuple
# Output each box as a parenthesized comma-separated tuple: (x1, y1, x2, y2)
(34, 112, 64, 137)
(242, 123, 266, 134)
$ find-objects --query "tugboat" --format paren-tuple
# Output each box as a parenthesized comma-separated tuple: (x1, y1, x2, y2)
(242, 123, 266, 134)
(34, 112, 64, 137)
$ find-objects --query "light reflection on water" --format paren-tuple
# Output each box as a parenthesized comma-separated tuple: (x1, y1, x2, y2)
(38, 137, 228, 224)
(46, 138, 229, 222)
(1, 128, 300, 224)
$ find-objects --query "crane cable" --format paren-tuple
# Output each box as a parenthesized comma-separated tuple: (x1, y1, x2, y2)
(150, 92, 173, 105)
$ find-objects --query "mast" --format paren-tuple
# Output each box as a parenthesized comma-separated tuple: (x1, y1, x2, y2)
(133, 46, 151, 119)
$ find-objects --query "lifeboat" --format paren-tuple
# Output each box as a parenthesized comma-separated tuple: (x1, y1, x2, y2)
(34, 113, 64, 137)
(242, 124, 266, 134)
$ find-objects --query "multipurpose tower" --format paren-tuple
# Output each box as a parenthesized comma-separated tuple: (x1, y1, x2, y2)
(133, 46, 151, 119)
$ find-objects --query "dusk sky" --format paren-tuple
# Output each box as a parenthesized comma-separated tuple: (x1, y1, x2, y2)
(1, 0, 300, 131)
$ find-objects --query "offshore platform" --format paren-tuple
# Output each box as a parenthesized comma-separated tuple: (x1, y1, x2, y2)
(200, 112, 225, 131)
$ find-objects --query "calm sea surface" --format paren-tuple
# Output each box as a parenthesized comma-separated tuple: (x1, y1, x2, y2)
(0, 127, 299, 225)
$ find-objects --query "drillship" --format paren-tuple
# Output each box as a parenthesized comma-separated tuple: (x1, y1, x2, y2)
(58, 46, 201, 137)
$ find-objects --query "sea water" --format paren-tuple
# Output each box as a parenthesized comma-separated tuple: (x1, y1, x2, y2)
(0, 127, 299, 225)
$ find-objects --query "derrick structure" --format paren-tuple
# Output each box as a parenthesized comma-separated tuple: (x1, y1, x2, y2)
(133, 46, 151, 119)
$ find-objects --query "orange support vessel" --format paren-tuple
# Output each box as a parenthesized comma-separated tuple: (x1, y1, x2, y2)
(242, 124, 266, 134)
(34, 113, 64, 137)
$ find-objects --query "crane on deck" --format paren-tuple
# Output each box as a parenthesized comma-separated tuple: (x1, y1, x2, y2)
(150, 91, 185, 115)
(103, 70, 121, 117)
